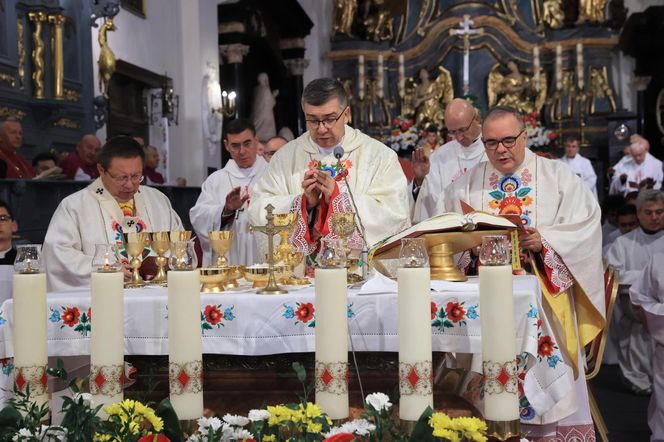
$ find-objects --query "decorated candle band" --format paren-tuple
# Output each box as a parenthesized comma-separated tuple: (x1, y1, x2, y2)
(14, 364, 48, 396)
(169, 360, 204, 395)
(90, 364, 124, 396)
(399, 361, 433, 396)
(315, 361, 349, 395)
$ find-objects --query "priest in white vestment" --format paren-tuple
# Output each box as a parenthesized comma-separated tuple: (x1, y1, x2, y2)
(559, 136, 597, 199)
(249, 78, 410, 257)
(630, 252, 664, 441)
(605, 190, 664, 395)
(410, 99, 486, 223)
(43, 137, 183, 291)
(609, 135, 663, 195)
(190, 119, 268, 266)
(439, 106, 605, 441)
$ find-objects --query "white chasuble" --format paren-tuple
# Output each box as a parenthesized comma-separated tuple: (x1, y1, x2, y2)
(249, 125, 410, 254)
(43, 178, 183, 291)
(609, 152, 663, 195)
(412, 137, 486, 223)
(190, 156, 268, 266)
(441, 149, 605, 429)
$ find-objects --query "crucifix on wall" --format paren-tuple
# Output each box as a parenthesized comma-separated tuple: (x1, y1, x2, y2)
(449, 14, 484, 96)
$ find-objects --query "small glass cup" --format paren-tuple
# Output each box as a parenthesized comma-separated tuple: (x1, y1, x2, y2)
(316, 237, 347, 268)
(14, 244, 42, 274)
(399, 237, 429, 268)
(92, 244, 121, 273)
(478, 235, 511, 266)
(169, 240, 198, 271)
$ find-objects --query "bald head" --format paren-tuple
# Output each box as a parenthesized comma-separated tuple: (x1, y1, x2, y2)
(444, 99, 481, 147)
(630, 134, 649, 165)
(76, 134, 102, 166)
(264, 136, 288, 162)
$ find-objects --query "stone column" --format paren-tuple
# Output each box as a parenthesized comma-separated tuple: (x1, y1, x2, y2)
(634, 76, 651, 134)
(48, 13, 66, 100)
(281, 38, 309, 136)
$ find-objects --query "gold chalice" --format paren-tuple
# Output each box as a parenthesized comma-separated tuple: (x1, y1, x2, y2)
(170, 230, 192, 242)
(272, 213, 296, 262)
(200, 267, 239, 293)
(280, 250, 309, 285)
(122, 232, 147, 288)
(243, 264, 290, 291)
(150, 231, 170, 285)
(209, 230, 233, 267)
(329, 213, 363, 283)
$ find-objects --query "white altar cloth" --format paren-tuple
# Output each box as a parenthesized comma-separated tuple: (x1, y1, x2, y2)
(0, 275, 570, 422)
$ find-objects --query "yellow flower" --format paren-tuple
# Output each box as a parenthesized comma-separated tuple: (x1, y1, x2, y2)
(263, 435, 276, 442)
(303, 402, 322, 419)
(522, 196, 533, 206)
(432, 428, 460, 442)
(429, 412, 454, 430)
(307, 422, 323, 434)
(452, 416, 487, 442)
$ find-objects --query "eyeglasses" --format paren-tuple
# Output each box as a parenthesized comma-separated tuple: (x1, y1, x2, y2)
(305, 106, 347, 129)
(447, 114, 477, 137)
(0, 215, 12, 223)
(103, 170, 144, 184)
(483, 130, 525, 151)
(226, 139, 255, 152)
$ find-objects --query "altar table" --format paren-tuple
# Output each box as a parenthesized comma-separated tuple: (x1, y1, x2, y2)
(0, 275, 572, 421)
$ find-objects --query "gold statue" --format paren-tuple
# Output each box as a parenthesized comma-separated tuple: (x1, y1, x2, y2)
(542, 0, 564, 29)
(363, 0, 394, 42)
(28, 11, 46, 99)
(549, 71, 576, 122)
(98, 17, 117, 99)
(589, 66, 617, 114)
(487, 61, 547, 114)
(333, 0, 357, 36)
(578, 0, 607, 23)
(412, 67, 453, 128)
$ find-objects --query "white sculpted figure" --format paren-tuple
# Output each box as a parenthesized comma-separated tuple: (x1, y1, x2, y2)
(250, 72, 279, 143)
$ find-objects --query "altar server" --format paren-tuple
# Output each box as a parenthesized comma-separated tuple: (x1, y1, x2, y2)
(43, 136, 182, 291)
(629, 252, 664, 441)
(249, 78, 409, 254)
(440, 106, 604, 440)
(559, 136, 597, 199)
(605, 189, 664, 395)
(609, 135, 662, 195)
(411, 98, 487, 223)
(190, 119, 268, 266)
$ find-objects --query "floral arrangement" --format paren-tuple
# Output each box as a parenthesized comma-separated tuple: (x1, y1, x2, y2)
(385, 116, 420, 154)
(522, 112, 558, 157)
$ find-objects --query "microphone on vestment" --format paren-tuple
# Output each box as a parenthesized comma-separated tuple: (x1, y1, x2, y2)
(332, 146, 369, 282)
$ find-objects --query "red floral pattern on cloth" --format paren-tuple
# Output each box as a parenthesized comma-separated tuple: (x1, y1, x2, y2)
(522, 423, 596, 442)
(540, 237, 573, 295)
(289, 195, 316, 255)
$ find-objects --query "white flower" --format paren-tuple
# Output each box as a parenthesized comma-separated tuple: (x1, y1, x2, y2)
(340, 419, 376, 436)
(197, 416, 223, 435)
(13, 428, 34, 441)
(223, 413, 250, 427)
(365, 392, 392, 411)
(231, 428, 254, 440)
(74, 392, 94, 408)
(248, 409, 271, 421)
(323, 426, 347, 437)
(185, 436, 203, 442)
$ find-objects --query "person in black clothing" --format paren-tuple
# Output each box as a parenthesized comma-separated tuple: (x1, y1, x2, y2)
(0, 200, 17, 264)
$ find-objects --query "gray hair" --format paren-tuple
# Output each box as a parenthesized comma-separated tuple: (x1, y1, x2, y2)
(301, 78, 348, 109)
(0, 116, 21, 133)
(636, 189, 664, 211)
(483, 106, 525, 132)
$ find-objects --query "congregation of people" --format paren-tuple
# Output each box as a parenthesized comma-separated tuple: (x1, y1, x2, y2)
(3, 75, 664, 440)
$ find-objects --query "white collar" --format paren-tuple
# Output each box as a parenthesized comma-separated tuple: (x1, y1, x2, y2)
(316, 136, 345, 157)
(0, 246, 11, 259)
(454, 137, 485, 160)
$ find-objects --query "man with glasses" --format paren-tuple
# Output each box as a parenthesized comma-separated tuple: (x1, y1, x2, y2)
(190, 119, 268, 266)
(411, 98, 486, 223)
(440, 106, 604, 440)
(43, 136, 183, 291)
(249, 78, 409, 258)
(263, 136, 288, 163)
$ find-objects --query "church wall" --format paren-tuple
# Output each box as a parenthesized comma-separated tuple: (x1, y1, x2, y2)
(91, 0, 222, 186)
(297, 0, 333, 87)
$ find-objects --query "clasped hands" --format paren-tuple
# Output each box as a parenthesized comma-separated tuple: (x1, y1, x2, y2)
(302, 169, 337, 209)
(518, 226, 542, 253)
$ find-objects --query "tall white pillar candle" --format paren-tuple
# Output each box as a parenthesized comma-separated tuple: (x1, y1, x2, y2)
(479, 265, 519, 422)
(576, 42, 584, 90)
(555, 44, 563, 91)
(358, 55, 365, 101)
(168, 270, 203, 420)
(398, 54, 405, 98)
(314, 267, 349, 419)
(533, 45, 540, 92)
(377, 53, 384, 98)
(398, 267, 433, 421)
(13, 273, 48, 409)
(90, 271, 125, 409)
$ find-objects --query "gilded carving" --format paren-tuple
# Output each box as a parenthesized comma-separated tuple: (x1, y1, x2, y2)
(0, 107, 27, 120)
(578, 0, 607, 24)
(333, 0, 357, 37)
(549, 71, 576, 122)
(64, 88, 81, 102)
(28, 11, 47, 99)
(589, 66, 617, 114)
(0, 73, 15, 87)
(17, 18, 25, 89)
(98, 17, 117, 99)
(363, 0, 404, 42)
(487, 61, 547, 114)
(53, 118, 81, 130)
(542, 0, 564, 29)
(48, 14, 66, 100)
(412, 67, 454, 129)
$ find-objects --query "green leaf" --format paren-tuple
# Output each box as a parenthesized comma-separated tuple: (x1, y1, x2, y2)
(516, 187, 531, 198)
(202, 322, 213, 330)
(489, 190, 505, 201)
(431, 319, 441, 328)
(155, 399, 183, 442)
(443, 319, 453, 328)
(292, 361, 307, 385)
(408, 406, 436, 442)
(0, 405, 22, 435)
